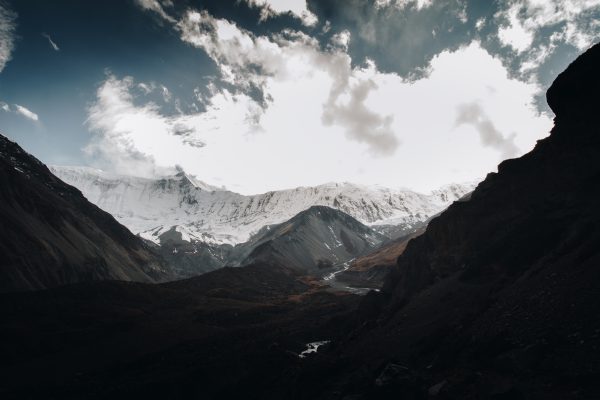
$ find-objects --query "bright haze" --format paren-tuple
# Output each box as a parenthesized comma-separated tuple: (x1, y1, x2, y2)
(0, 0, 598, 194)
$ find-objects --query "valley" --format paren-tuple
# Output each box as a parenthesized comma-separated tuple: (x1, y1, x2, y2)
(0, 26, 598, 400)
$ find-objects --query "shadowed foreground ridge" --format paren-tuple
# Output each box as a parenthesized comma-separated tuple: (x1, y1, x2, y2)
(0, 135, 173, 291)
(308, 42, 600, 399)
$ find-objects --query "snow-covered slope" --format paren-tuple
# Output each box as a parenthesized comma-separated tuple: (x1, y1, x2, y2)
(50, 166, 476, 245)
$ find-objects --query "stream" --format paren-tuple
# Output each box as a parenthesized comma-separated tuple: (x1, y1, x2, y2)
(321, 259, 379, 295)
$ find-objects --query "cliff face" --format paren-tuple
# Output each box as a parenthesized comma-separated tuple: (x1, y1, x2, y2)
(0, 135, 173, 292)
(384, 42, 600, 306)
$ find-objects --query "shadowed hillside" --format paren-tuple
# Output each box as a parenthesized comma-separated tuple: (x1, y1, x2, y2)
(0, 134, 173, 292)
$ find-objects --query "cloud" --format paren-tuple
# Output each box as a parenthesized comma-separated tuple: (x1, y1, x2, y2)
(13, 104, 39, 121)
(0, 1, 16, 73)
(134, 0, 176, 23)
(42, 33, 60, 51)
(497, 0, 600, 54)
(322, 64, 399, 156)
(244, 0, 318, 26)
(176, 10, 398, 155)
(455, 102, 518, 158)
(375, 0, 433, 10)
(86, 34, 552, 194)
(85, 74, 257, 178)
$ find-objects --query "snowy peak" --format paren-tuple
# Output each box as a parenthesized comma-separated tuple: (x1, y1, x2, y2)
(50, 165, 477, 245)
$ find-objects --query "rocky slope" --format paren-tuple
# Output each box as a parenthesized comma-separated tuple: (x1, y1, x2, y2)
(335, 227, 426, 289)
(50, 165, 475, 245)
(298, 42, 600, 399)
(233, 205, 387, 274)
(0, 134, 173, 292)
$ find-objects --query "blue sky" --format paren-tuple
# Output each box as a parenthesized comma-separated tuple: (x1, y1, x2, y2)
(0, 0, 598, 193)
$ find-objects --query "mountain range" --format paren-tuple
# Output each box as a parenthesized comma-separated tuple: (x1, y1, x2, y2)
(50, 165, 475, 246)
(1, 38, 599, 400)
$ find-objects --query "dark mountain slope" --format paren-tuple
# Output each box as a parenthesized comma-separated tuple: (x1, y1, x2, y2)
(336, 227, 425, 289)
(296, 43, 600, 399)
(235, 205, 387, 273)
(0, 262, 360, 399)
(0, 134, 173, 292)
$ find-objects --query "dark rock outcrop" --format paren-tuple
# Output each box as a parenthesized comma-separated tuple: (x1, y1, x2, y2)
(313, 42, 600, 399)
(0, 134, 173, 292)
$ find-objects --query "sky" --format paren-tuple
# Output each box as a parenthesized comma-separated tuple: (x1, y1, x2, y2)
(0, 0, 598, 194)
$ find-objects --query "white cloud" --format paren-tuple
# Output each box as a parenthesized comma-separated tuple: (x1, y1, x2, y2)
(498, 0, 600, 53)
(134, 0, 176, 23)
(177, 10, 398, 155)
(375, 0, 433, 10)
(86, 10, 552, 194)
(0, 2, 16, 73)
(498, 4, 533, 52)
(244, 0, 318, 26)
(42, 33, 60, 51)
(14, 104, 39, 121)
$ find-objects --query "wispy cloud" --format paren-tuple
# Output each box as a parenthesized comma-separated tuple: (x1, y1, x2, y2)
(13, 104, 39, 121)
(42, 33, 60, 51)
(0, 1, 17, 73)
(1, 101, 40, 122)
(455, 102, 518, 159)
(134, 0, 175, 23)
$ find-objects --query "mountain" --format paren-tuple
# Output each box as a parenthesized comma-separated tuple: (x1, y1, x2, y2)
(334, 227, 426, 289)
(50, 165, 475, 246)
(298, 42, 600, 398)
(0, 134, 173, 292)
(2, 40, 598, 400)
(232, 205, 387, 274)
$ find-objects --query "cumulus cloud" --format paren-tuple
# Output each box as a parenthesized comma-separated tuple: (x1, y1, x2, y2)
(455, 102, 518, 158)
(176, 10, 397, 155)
(14, 104, 39, 121)
(42, 33, 60, 51)
(85, 74, 258, 177)
(0, 1, 16, 73)
(86, 33, 552, 194)
(244, 0, 318, 26)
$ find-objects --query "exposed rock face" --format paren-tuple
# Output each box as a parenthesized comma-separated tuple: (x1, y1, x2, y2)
(0, 134, 173, 292)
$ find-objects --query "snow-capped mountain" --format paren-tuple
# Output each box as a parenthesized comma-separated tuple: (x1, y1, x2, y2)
(50, 166, 476, 245)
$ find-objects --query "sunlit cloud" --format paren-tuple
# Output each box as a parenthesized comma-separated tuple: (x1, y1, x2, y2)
(14, 104, 39, 121)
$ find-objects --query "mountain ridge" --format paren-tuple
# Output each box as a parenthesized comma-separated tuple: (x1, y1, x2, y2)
(50, 165, 476, 246)
(0, 134, 174, 292)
